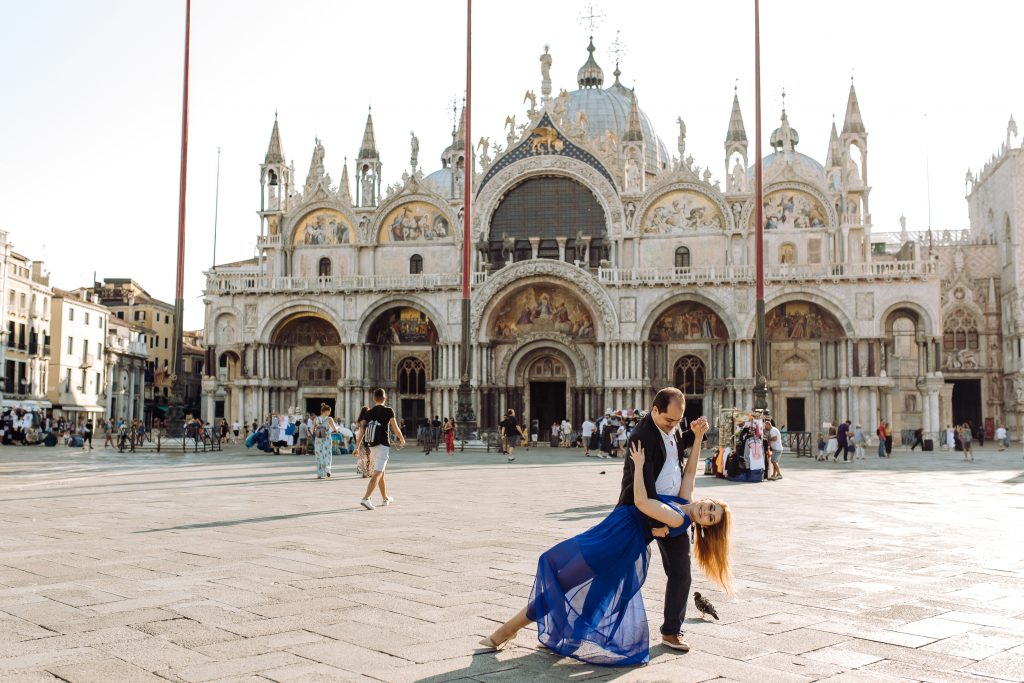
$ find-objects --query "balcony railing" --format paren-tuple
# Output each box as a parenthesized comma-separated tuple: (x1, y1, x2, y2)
(257, 234, 283, 247)
(205, 272, 461, 295)
(594, 260, 935, 286)
(80, 353, 95, 368)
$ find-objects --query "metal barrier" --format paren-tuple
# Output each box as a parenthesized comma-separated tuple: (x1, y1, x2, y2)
(782, 431, 813, 458)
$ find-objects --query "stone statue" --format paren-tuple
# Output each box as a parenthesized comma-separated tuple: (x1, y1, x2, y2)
(602, 129, 618, 156)
(624, 158, 642, 193)
(540, 45, 552, 97)
(729, 157, 746, 192)
(502, 233, 516, 263)
(553, 89, 569, 124)
(477, 137, 491, 169)
(574, 230, 588, 263)
(676, 116, 686, 157)
(523, 90, 537, 116)
(409, 131, 419, 170)
(574, 110, 589, 136)
(624, 202, 636, 227)
(702, 168, 713, 184)
(360, 172, 375, 207)
(505, 115, 517, 146)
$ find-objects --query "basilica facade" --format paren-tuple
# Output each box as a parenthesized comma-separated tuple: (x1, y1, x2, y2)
(201, 39, 1022, 443)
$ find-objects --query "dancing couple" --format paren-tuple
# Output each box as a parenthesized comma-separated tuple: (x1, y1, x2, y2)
(483, 387, 732, 666)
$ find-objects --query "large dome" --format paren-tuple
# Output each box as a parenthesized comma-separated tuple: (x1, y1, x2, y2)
(750, 151, 826, 184)
(423, 167, 452, 197)
(564, 83, 670, 173)
(562, 38, 670, 174)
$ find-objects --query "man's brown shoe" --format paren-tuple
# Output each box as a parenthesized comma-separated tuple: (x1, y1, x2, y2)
(661, 634, 690, 652)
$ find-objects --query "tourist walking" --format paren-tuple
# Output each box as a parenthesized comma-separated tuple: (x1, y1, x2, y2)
(312, 404, 337, 479)
(356, 388, 406, 509)
(960, 423, 974, 461)
(910, 427, 924, 451)
(83, 420, 94, 450)
(443, 417, 455, 454)
(996, 423, 1007, 451)
(834, 420, 850, 461)
(581, 416, 596, 456)
(103, 418, 116, 449)
(852, 423, 865, 460)
(499, 409, 526, 463)
(766, 418, 783, 479)
(482, 405, 731, 665)
(945, 425, 955, 451)
(876, 421, 887, 458)
(353, 405, 373, 477)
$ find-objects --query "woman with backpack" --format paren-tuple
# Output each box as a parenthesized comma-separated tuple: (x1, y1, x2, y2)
(313, 403, 338, 479)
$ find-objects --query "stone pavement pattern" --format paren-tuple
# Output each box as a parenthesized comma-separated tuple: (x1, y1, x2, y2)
(0, 441, 1022, 683)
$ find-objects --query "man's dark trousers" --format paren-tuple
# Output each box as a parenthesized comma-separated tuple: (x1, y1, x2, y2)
(655, 532, 691, 635)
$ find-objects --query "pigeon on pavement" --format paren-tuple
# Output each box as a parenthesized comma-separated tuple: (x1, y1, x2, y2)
(694, 592, 719, 620)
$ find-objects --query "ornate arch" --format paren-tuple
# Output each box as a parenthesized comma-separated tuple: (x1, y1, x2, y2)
(498, 333, 592, 387)
(282, 199, 358, 247)
(878, 300, 938, 338)
(640, 290, 738, 340)
(356, 295, 451, 345)
(739, 181, 839, 231)
(472, 260, 619, 341)
(747, 290, 855, 338)
(474, 157, 623, 241)
(632, 181, 734, 234)
(370, 186, 458, 246)
(257, 300, 344, 344)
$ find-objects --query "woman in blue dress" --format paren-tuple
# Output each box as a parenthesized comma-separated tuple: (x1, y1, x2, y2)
(481, 416, 732, 666)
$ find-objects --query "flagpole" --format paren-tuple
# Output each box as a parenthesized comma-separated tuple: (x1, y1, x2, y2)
(753, 0, 768, 412)
(456, 0, 477, 441)
(168, 0, 191, 433)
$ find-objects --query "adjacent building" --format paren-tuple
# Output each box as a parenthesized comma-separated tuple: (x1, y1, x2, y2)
(105, 317, 148, 422)
(0, 231, 53, 412)
(182, 329, 205, 419)
(47, 289, 108, 423)
(91, 279, 175, 424)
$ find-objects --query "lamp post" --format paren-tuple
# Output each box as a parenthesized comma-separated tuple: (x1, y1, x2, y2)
(752, 0, 769, 413)
(455, 0, 477, 443)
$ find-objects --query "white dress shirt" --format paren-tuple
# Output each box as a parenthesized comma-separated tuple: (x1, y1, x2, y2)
(654, 428, 681, 496)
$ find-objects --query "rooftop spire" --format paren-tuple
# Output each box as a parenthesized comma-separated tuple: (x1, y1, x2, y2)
(453, 101, 466, 150)
(842, 81, 865, 135)
(265, 113, 284, 164)
(726, 89, 747, 143)
(576, 36, 604, 88)
(623, 88, 643, 142)
(825, 116, 841, 166)
(359, 107, 379, 159)
(339, 156, 351, 203)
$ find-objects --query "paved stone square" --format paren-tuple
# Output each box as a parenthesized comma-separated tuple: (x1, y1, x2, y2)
(0, 440, 1022, 682)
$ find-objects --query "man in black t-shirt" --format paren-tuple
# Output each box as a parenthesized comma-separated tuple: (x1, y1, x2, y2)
(354, 388, 406, 510)
(499, 409, 526, 463)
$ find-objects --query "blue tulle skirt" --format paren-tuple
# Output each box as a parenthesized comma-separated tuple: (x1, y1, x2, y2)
(526, 496, 688, 667)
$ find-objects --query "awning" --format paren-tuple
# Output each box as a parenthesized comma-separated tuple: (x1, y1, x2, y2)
(1, 398, 53, 410)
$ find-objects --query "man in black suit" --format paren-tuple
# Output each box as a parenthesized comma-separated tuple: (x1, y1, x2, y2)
(618, 387, 698, 652)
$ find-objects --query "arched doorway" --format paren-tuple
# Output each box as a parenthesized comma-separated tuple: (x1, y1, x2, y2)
(648, 300, 728, 421)
(365, 307, 437, 429)
(672, 355, 706, 426)
(766, 301, 844, 432)
(396, 357, 427, 430)
(270, 314, 341, 416)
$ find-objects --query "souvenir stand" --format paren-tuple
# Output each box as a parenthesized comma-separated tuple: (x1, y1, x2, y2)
(706, 407, 768, 482)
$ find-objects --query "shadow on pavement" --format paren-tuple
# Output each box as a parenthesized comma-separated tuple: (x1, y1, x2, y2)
(136, 507, 355, 532)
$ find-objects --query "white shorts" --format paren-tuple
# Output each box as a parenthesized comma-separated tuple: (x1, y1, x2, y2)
(370, 445, 390, 472)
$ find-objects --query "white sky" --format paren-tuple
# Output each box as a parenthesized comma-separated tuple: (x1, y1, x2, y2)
(3, 0, 1022, 329)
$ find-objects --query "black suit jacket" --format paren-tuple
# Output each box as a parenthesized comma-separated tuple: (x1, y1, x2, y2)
(617, 414, 695, 528)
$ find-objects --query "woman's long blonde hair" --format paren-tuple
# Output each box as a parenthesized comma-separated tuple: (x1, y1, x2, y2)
(693, 498, 733, 595)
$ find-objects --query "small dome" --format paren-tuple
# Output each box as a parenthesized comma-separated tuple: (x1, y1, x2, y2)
(577, 37, 604, 88)
(750, 151, 825, 184)
(424, 167, 452, 197)
(770, 125, 800, 150)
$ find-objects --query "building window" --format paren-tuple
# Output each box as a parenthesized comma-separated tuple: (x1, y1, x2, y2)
(65, 368, 71, 391)
(164, 338, 168, 349)
(17, 324, 25, 350)
(84, 312, 90, 325)
(318, 257, 332, 277)
(67, 336, 73, 355)
(81, 369, 87, 391)
(68, 307, 74, 321)
(5, 321, 13, 348)
(117, 311, 124, 319)
(397, 357, 426, 395)
(156, 313, 160, 323)
(943, 309, 980, 351)
(674, 247, 691, 269)
(96, 372, 101, 393)
(409, 254, 423, 274)
(82, 339, 88, 361)
(673, 355, 706, 395)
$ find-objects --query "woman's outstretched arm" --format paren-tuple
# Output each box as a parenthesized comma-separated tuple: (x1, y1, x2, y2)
(679, 415, 710, 501)
(631, 443, 686, 528)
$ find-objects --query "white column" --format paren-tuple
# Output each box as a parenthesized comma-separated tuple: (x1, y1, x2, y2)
(928, 390, 940, 435)
(867, 390, 878, 432)
(921, 391, 931, 440)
